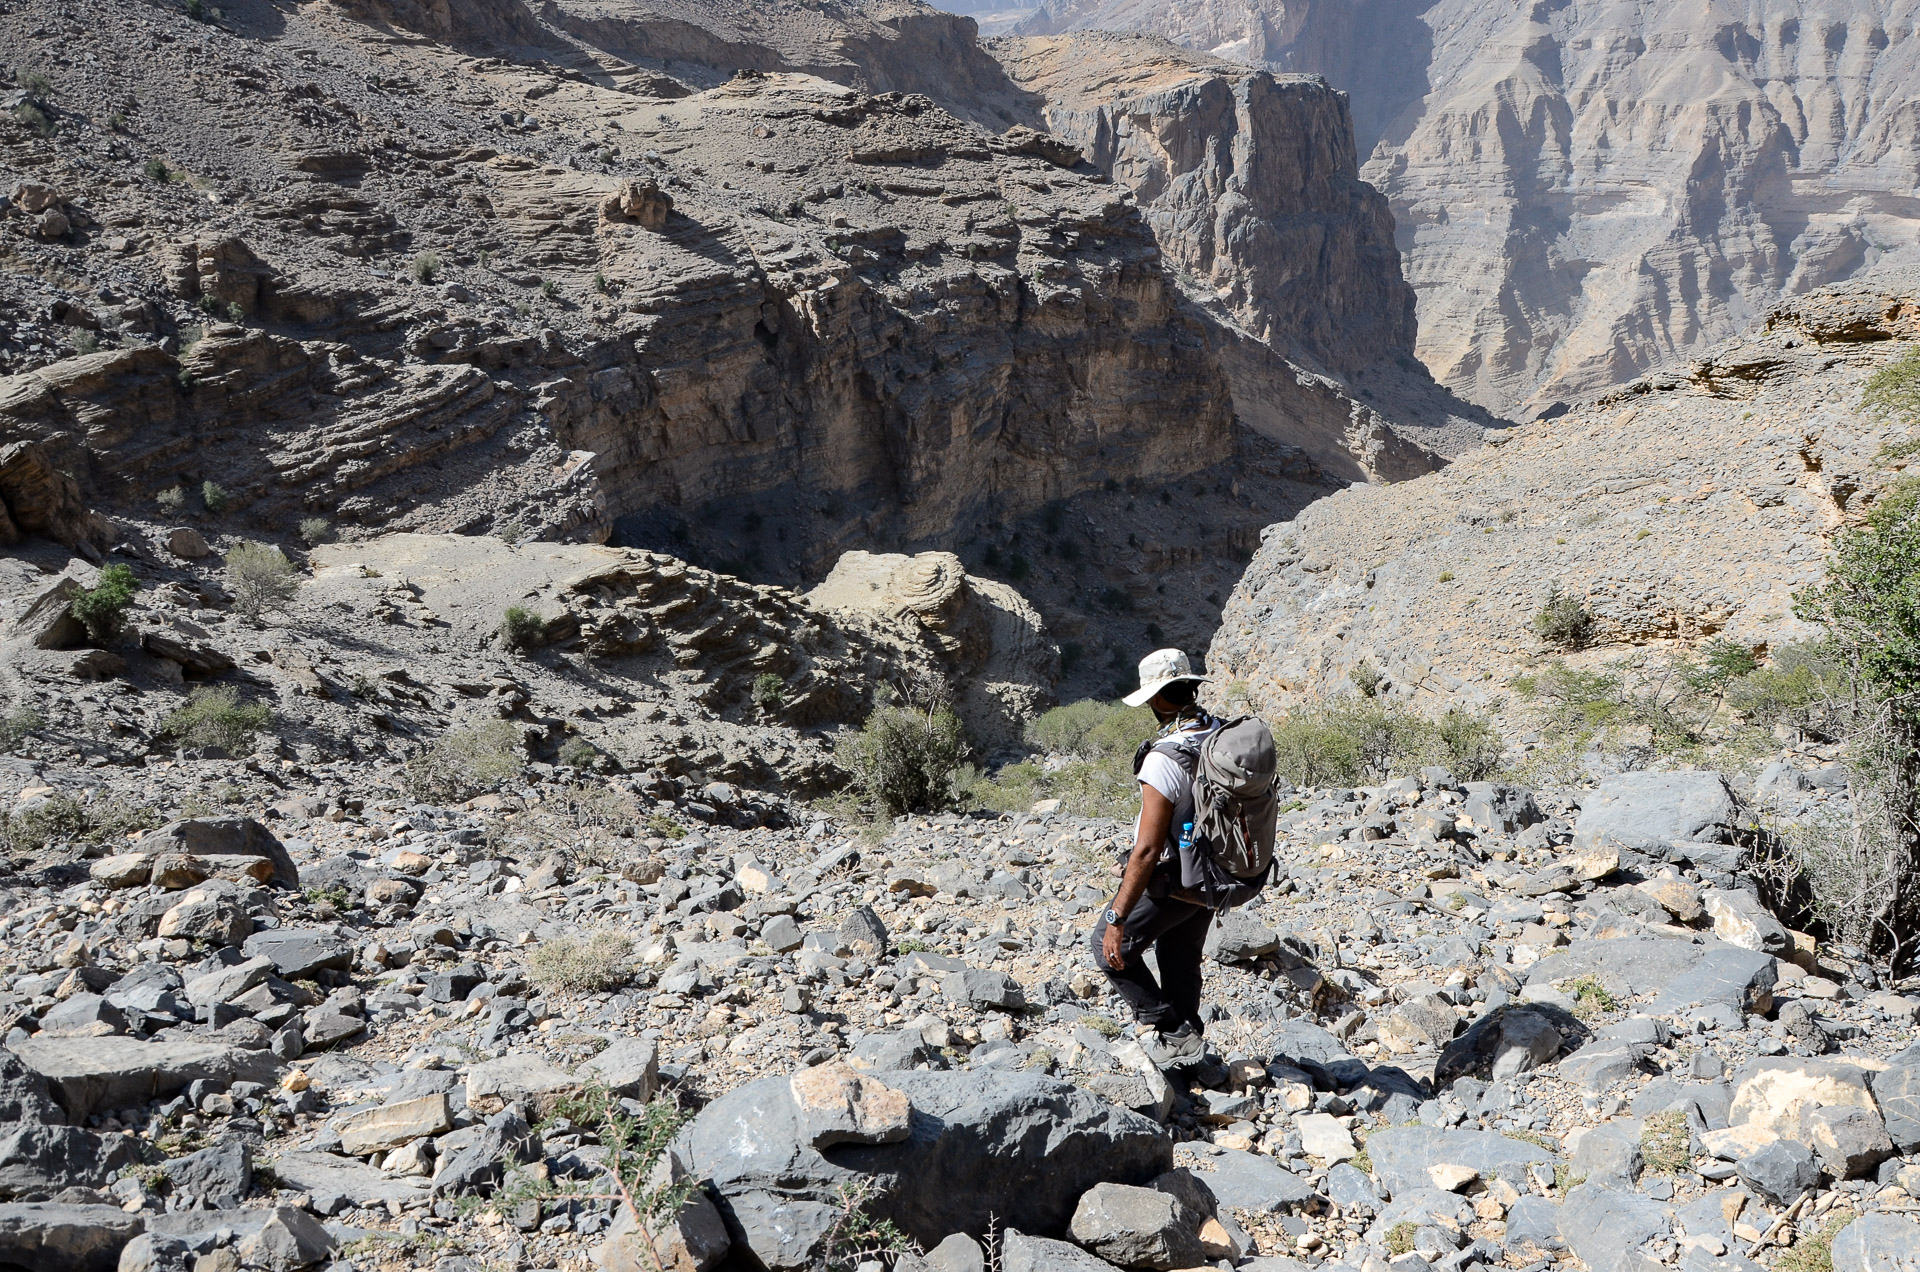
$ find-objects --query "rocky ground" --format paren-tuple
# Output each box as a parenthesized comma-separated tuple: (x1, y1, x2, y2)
(0, 686, 1916, 1272)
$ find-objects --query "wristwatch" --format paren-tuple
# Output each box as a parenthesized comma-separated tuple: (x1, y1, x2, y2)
(1104, 907, 1123, 926)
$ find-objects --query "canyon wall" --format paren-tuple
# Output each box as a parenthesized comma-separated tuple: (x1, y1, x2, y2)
(1016, 0, 1920, 418)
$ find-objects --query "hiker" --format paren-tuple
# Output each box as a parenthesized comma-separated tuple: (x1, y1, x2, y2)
(1092, 648, 1279, 1069)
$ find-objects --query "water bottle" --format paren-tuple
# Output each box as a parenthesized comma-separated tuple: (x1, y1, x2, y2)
(1179, 822, 1194, 851)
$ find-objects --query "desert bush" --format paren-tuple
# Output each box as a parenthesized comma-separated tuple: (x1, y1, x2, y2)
(1862, 344, 1920, 422)
(751, 672, 786, 711)
(1024, 699, 1152, 760)
(1531, 582, 1594, 650)
(1349, 659, 1385, 698)
(528, 931, 633, 993)
(68, 563, 139, 644)
(155, 486, 186, 514)
(1270, 697, 1504, 786)
(0, 791, 160, 855)
(12, 103, 52, 136)
(201, 480, 227, 512)
(163, 686, 272, 755)
(298, 517, 333, 547)
(973, 699, 1156, 817)
(556, 737, 600, 770)
(499, 606, 543, 651)
(18, 71, 52, 97)
(1758, 477, 1920, 964)
(411, 251, 441, 283)
(143, 157, 170, 181)
(0, 707, 43, 753)
(1725, 640, 1840, 732)
(406, 719, 526, 801)
(836, 686, 970, 816)
(225, 541, 301, 624)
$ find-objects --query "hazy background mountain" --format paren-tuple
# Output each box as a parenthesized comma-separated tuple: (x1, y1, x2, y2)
(994, 0, 1920, 418)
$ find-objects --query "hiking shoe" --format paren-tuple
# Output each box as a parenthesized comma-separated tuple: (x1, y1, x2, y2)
(1146, 1022, 1205, 1069)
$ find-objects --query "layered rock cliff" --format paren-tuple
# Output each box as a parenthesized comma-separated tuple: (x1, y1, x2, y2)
(1209, 276, 1920, 716)
(1015, 0, 1920, 419)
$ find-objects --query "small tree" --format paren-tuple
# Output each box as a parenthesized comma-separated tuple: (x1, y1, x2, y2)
(499, 606, 543, 650)
(201, 480, 228, 512)
(298, 517, 333, 547)
(226, 541, 301, 624)
(1531, 582, 1595, 650)
(836, 679, 970, 816)
(68, 564, 138, 644)
(164, 686, 272, 755)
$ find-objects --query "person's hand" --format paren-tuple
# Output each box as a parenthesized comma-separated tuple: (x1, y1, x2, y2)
(1102, 920, 1125, 971)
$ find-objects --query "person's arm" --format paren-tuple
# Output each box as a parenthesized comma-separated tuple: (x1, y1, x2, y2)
(1101, 782, 1176, 971)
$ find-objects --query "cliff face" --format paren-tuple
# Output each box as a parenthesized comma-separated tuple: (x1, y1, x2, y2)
(1016, 0, 1920, 419)
(1208, 276, 1920, 717)
(989, 32, 1490, 480)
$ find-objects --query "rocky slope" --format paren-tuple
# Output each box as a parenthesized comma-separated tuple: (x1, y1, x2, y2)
(1, 679, 1917, 1272)
(1013, 0, 1920, 419)
(1209, 276, 1920, 724)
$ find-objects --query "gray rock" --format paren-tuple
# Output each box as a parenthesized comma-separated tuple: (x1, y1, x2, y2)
(184, 955, 275, 1008)
(1324, 1163, 1380, 1211)
(236, 1206, 335, 1271)
(926, 1232, 987, 1272)
(1829, 1212, 1920, 1272)
(678, 1068, 1169, 1271)
(133, 819, 299, 889)
(1572, 772, 1742, 857)
(160, 1135, 250, 1209)
(12, 1036, 280, 1120)
(263, 1151, 430, 1209)
(0, 1051, 63, 1124)
(1701, 889, 1792, 957)
(1505, 1195, 1562, 1249)
(1735, 1138, 1819, 1203)
(1558, 1185, 1669, 1272)
(0, 1124, 125, 1198)
(34, 995, 125, 1039)
(1569, 1122, 1642, 1187)
(240, 929, 353, 978)
(1528, 937, 1776, 1016)
(941, 969, 1026, 1011)
(1001, 1229, 1120, 1272)
(839, 905, 888, 953)
(1379, 993, 1460, 1052)
(1365, 1127, 1561, 1198)
(1558, 1039, 1654, 1093)
(577, 1038, 659, 1101)
(1435, 1006, 1562, 1086)
(1067, 1182, 1205, 1269)
(104, 966, 189, 1021)
(431, 1108, 541, 1197)
(848, 1030, 935, 1074)
(761, 914, 804, 953)
(1175, 1144, 1313, 1211)
(1869, 1063, 1920, 1153)
(1810, 1106, 1894, 1180)
(1205, 912, 1281, 963)
(0, 1203, 144, 1272)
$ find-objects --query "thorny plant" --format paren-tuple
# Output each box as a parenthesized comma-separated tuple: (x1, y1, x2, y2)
(822, 1177, 920, 1271)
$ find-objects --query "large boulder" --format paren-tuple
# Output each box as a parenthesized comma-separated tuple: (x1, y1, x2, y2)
(676, 1067, 1170, 1271)
(0, 441, 113, 554)
(133, 818, 298, 888)
(0, 1124, 128, 1199)
(0, 1203, 143, 1272)
(1830, 1213, 1920, 1272)
(1526, 937, 1776, 1016)
(1572, 772, 1743, 858)
(10, 1036, 280, 1120)
(1364, 1127, 1560, 1198)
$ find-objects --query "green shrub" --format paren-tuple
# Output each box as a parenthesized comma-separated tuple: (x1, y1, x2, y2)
(156, 486, 186, 514)
(201, 480, 227, 512)
(298, 517, 333, 547)
(1725, 640, 1837, 729)
(0, 707, 43, 753)
(1024, 699, 1151, 759)
(557, 737, 600, 770)
(19, 71, 52, 97)
(1565, 975, 1619, 1021)
(837, 693, 970, 816)
(970, 699, 1153, 818)
(1531, 582, 1594, 649)
(12, 103, 52, 136)
(163, 687, 271, 755)
(1385, 1222, 1417, 1257)
(406, 719, 526, 800)
(143, 157, 170, 181)
(0, 791, 160, 855)
(751, 672, 786, 710)
(1640, 1110, 1691, 1175)
(411, 251, 440, 283)
(1269, 698, 1504, 786)
(69, 564, 139, 644)
(1861, 344, 1920, 423)
(528, 931, 632, 993)
(499, 606, 543, 650)
(1349, 659, 1384, 698)
(225, 541, 301, 624)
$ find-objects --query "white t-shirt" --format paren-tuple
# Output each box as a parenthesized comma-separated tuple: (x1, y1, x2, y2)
(1133, 722, 1210, 850)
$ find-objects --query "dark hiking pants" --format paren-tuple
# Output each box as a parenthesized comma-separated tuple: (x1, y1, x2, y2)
(1090, 891, 1211, 1035)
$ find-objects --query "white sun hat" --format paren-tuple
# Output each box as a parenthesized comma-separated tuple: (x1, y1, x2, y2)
(1122, 648, 1209, 707)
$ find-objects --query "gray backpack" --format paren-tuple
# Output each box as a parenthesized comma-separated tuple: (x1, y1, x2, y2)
(1148, 716, 1281, 910)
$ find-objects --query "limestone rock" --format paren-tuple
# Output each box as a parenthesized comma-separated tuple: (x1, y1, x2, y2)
(600, 176, 672, 230)
(133, 819, 298, 888)
(0, 1203, 143, 1272)
(1703, 889, 1792, 956)
(1067, 1181, 1206, 1270)
(337, 1093, 453, 1156)
(787, 1061, 912, 1149)
(1830, 1213, 1920, 1272)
